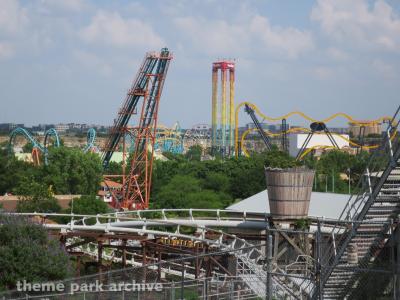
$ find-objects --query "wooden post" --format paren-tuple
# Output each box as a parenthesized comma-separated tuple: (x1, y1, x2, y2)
(267, 234, 273, 300)
(158, 248, 162, 281)
(76, 255, 81, 277)
(316, 221, 323, 300)
(274, 232, 279, 262)
(395, 222, 400, 300)
(98, 240, 103, 273)
(195, 243, 199, 279)
(122, 239, 127, 267)
(142, 241, 147, 283)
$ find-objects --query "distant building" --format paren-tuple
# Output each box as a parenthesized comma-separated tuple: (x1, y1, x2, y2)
(0, 123, 24, 133)
(288, 133, 350, 157)
(98, 180, 122, 203)
(245, 122, 289, 133)
(349, 121, 382, 137)
(329, 127, 349, 135)
(55, 123, 69, 132)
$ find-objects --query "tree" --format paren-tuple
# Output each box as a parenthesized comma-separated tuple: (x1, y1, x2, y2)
(15, 179, 61, 213)
(153, 174, 231, 209)
(0, 149, 37, 195)
(185, 145, 202, 161)
(153, 175, 201, 209)
(40, 147, 102, 195)
(0, 215, 71, 291)
(202, 172, 230, 193)
(22, 142, 33, 153)
(68, 195, 111, 215)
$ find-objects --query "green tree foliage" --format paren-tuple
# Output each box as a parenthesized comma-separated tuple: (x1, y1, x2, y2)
(0, 216, 71, 291)
(308, 150, 371, 193)
(40, 147, 102, 195)
(202, 172, 230, 193)
(0, 149, 37, 195)
(185, 145, 202, 161)
(22, 142, 33, 153)
(152, 150, 297, 208)
(153, 175, 231, 209)
(15, 179, 61, 213)
(106, 161, 123, 176)
(68, 195, 111, 215)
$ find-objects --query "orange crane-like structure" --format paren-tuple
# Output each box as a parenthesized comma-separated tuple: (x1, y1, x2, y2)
(102, 48, 172, 210)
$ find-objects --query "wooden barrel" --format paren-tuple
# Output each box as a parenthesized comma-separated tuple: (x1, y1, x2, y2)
(265, 167, 315, 218)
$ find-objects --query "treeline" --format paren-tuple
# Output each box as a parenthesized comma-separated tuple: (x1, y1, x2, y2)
(0, 147, 108, 215)
(151, 146, 372, 209)
(0, 144, 373, 213)
(151, 148, 299, 209)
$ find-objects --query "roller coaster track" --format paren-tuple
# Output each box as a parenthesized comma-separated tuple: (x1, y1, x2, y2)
(154, 123, 184, 154)
(235, 101, 393, 157)
(9, 127, 45, 152)
(240, 126, 398, 158)
(8, 210, 319, 299)
(82, 128, 96, 153)
(9, 127, 60, 164)
(9, 127, 98, 163)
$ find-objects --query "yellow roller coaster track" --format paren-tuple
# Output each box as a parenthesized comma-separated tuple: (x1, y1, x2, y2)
(235, 101, 394, 158)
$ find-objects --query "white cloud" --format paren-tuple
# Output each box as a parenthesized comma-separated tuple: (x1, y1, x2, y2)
(311, 0, 400, 52)
(0, 42, 14, 60)
(37, 0, 87, 13)
(313, 66, 334, 80)
(327, 47, 349, 61)
(174, 14, 313, 59)
(73, 50, 112, 76)
(174, 17, 249, 55)
(249, 15, 314, 59)
(79, 11, 164, 49)
(372, 59, 396, 78)
(0, 0, 28, 35)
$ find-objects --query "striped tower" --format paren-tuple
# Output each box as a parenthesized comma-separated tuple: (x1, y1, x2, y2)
(211, 60, 235, 156)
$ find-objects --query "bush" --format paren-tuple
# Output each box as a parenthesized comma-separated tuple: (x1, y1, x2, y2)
(0, 215, 71, 291)
(15, 179, 61, 213)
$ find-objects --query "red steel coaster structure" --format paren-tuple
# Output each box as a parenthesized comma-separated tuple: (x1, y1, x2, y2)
(102, 48, 172, 210)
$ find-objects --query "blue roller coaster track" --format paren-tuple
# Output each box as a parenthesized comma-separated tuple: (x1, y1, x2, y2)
(43, 128, 60, 149)
(83, 128, 96, 153)
(9, 127, 45, 153)
(9, 127, 97, 164)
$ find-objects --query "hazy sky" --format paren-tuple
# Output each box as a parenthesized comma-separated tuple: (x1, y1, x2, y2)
(0, 0, 399, 128)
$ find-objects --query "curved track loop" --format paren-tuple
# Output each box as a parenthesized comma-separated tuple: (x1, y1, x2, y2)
(155, 123, 184, 154)
(83, 128, 96, 153)
(9, 127, 62, 165)
(43, 128, 61, 149)
(9, 127, 98, 163)
(9, 210, 315, 299)
(182, 124, 211, 151)
(235, 101, 394, 158)
(9, 127, 44, 152)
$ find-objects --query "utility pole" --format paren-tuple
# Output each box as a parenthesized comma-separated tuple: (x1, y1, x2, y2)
(316, 220, 323, 299)
(314, 172, 317, 191)
(348, 168, 351, 194)
(266, 234, 273, 300)
(325, 175, 328, 193)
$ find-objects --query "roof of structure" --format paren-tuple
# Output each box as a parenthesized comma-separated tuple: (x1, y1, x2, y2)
(226, 190, 350, 219)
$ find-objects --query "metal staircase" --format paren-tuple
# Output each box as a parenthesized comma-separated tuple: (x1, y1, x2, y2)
(314, 106, 400, 299)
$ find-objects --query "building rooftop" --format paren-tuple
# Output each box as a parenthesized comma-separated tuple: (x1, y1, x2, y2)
(227, 189, 350, 219)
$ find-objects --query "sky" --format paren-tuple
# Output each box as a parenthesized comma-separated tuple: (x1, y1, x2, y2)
(0, 0, 399, 128)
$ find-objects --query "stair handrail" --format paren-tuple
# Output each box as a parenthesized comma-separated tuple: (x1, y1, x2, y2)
(314, 105, 400, 297)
